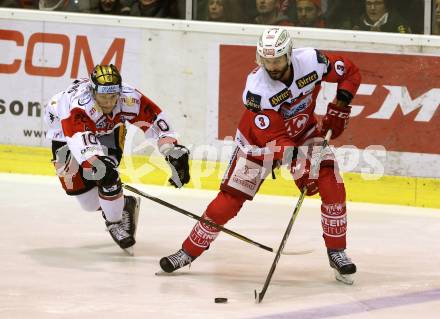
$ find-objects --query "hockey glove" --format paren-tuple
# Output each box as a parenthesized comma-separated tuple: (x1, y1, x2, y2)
(165, 144, 190, 188)
(291, 158, 319, 196)
(90, 156, 120, 187)
(321, 102, 351, 139)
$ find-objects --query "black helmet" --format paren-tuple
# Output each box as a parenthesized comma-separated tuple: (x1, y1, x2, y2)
(90, 64, 122, 94)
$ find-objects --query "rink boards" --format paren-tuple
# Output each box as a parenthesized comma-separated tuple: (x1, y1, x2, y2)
(0, 9, 439, 208)
(0, 144, 438, 208)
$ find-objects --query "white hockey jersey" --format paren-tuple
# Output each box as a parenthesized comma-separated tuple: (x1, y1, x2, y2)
(241, 47, 360, 144)
(44, 79, 177, 165)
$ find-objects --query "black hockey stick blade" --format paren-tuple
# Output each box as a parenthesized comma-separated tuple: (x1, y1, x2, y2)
(254, 289, 263, 304)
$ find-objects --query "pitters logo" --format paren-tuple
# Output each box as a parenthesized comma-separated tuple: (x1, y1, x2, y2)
(296, 71, 318, 89)
(269, 88, 292, 107)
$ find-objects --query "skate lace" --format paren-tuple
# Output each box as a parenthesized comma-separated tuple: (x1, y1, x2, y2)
(108, 223, 129, 241)
(121, 197, 134, 230)
(168, 250, 192, 269)
(330, 251, 352, 267)
(121, 210, 131, 231)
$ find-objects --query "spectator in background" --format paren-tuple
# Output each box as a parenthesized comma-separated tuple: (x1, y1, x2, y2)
(325, 0, 355, 30)
(206, 0, 226, 21)
(91, 0, 127, 14)
(18, 0, 37, 7)
(38, 0, 81, 11)
(254, 0, 293, 25)
(0, 0, 20, 7)
(433, 0, 440, 35)
(130, 0, 169, 17)
(352, 0, 412, 33)
(295, 0, 325, 27)
(168, 0, 184, 19)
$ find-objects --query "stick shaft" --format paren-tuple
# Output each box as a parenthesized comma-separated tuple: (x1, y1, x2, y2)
(123, 184, 276, 253)
(256, 130, 333, 303)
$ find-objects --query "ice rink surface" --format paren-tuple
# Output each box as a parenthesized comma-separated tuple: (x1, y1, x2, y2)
(1, 173, 440, 319)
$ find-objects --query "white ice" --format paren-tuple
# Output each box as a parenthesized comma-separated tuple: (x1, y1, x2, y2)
(1, 173, 440, 319)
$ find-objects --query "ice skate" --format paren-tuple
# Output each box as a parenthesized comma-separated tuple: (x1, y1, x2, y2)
(121, 196, 140, 255)
(122, 195, 140, 238)
(328, 249, 356, 285)
(159, 249, 195, 274)
(105, 219, 136, 254)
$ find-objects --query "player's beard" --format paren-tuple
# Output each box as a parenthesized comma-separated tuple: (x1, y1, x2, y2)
(268, 63, 290, 81)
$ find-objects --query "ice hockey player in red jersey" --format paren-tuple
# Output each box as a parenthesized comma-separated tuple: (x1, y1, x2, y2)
(160, 27, 361, 284)
(44, 64, 190, 254)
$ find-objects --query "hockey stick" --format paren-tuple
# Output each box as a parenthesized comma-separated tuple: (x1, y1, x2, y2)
(254, 129, 333, 303)
(122, 184, 311, 256)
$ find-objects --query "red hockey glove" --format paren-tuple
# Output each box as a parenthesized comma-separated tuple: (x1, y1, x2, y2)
(321, 103, 351, 139)
(291, 158, 319, 196)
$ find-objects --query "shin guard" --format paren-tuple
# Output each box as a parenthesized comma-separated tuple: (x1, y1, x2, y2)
(182, 191, 245, 257)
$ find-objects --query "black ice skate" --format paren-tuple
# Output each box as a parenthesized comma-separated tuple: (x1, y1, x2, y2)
(105, 219, 136, 251)
(122, 195, 140, 238)
(327, 249, 357, 285)
(159, 249, 195, 273)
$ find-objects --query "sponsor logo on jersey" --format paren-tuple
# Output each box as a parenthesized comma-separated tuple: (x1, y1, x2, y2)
(48, 112, 55, 123)
(296, 71, 318, 89)
(269, 88, 292, 107)
(121, 96, 139, 106)
(280, 95, 312, 119)
(78, 92, 92, 106)
(122, 87, 135, 93)
(245, 91, 262, 112)
(96, 117, 114, 131)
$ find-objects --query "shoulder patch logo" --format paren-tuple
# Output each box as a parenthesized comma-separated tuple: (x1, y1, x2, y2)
(334, 60, 345, 76)
(245, 91, 262, 112)
(296, 71, 318, 89)
(269, 88, 292, 107)
(315, 50, 329, 66)
(254, 114, 270, 129)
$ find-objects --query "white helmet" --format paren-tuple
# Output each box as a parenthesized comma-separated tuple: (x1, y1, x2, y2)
(256, 28, 293, 66)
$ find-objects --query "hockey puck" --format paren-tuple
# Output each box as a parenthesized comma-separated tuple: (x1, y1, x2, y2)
(214, 297, 228, 303)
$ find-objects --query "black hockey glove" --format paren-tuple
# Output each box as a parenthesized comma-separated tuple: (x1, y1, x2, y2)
(92, 156, 120, 187)
(165, 144, 190, 188)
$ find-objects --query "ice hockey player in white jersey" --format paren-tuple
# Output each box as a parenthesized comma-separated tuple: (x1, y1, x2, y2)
(44, 64, 190, 254)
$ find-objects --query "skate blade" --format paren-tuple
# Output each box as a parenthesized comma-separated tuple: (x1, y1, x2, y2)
(334, 269, 354, 285)
(123, 247, 134, 256)
(154, 270, 177, 276)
